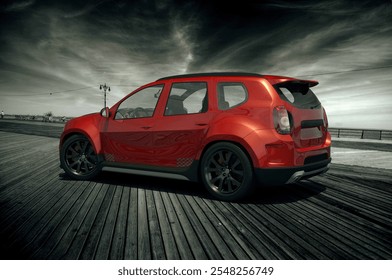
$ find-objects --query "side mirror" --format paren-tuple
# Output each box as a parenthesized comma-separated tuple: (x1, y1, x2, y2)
(100, 107, 110, 118)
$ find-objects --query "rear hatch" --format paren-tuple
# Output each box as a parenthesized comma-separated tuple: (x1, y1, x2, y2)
(273, 80, 328, 148)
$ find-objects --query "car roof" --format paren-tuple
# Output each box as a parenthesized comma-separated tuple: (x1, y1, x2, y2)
(156, 72, 264, 81)
(156, 72, 318, 87)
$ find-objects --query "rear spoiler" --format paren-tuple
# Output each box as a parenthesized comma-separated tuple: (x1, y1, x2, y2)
(277, 79, 318, 87)
(274, 80, 318, 95)
(299, 79, 318, 87)
(265, 75, 318, 87)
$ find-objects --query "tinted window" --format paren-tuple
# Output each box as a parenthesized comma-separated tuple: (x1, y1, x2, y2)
(115, 85, 163, 119)
(165, 82, 208, 116)
(274, 82, 321, 109)
(217, 83, 248, 110)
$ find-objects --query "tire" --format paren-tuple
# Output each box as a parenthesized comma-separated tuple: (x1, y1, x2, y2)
(60, 135, 101, 180)
(200, 142, 254, 201)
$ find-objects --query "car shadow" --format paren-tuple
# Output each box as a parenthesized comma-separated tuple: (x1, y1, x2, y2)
(243, 180, 326, 205)
(59, 172, 326, 205)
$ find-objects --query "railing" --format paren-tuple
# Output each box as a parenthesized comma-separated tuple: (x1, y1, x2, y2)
(329, 128, 392, 141)
(0, 114, 71, 123)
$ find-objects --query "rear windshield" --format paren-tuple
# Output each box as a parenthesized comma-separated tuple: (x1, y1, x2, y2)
(274, 82, 321, 109)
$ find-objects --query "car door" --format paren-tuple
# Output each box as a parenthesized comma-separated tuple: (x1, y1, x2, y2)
(100, 84, 164, 166)
(149, 81, 214, 168)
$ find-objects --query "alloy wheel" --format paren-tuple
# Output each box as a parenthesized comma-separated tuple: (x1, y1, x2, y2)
(64, 138, 97, 176)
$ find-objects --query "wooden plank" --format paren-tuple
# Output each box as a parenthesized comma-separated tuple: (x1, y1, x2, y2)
(94, 185, 124, 260)
(160, 191, 194, 260)
(265, 202, 357, 259)
(321, 171, 392, 203)
(59, 183, 108, 260)
(137, 188, 151, 260)
(46, 182, 104, 259)
(0, 133, 49, 150)
(0, 170, 59, 222)
(310, 177, 392, 227)
(304, 179, 392, 244)
(185, 196, 238, 259)
(78, 184, 116, 259)
(0, 174, 68, 238)
(1, 180, 80, 258)
(124, 187, 138, 259)
(228, 202, 308, 259)
(192, 198, 251, 259)
(280, 192, 391, 259)
(168, 192, 207, 259)
(152, 191, 180, 260)
(0, 158, 58, 199)
(109, 186, 130, 260)
(146, 189, 166, 260)
(292, 179, 392, 247)
(329, 164, 392, 185)
(299, 179, 392, 239)
(256, 202, 348, 259)
(16, 180, 89, 258)
(0, 139, 49, 167)
(30, 181, 96, 259)
(0, 155, 58, 192)
(257, 200, 333, 259)
(201, 199, 269, 259)
(220, 200, 292, 259)
(285, 203, 367, 258)
(321, 175, 392, 213)
(175, 194, 221, 259)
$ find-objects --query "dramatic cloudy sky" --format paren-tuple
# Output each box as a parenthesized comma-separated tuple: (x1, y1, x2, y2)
(0, 0, 391, 129)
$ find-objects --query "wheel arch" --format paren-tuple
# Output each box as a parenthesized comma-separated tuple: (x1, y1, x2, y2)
(198, 138, 257, 171)
(198, 114, 266, 169)
(60, 129, 101, 154)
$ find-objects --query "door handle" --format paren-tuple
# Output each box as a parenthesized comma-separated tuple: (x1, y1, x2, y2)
(195, 123, 208, 126)
(141, 126, 152, 129)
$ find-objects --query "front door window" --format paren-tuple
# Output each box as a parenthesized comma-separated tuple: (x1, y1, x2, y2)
(115, 85, 163, 119)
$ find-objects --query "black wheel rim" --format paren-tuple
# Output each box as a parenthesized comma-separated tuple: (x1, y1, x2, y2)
(65, 139, 97, 176)
(204, 149, 245, 194)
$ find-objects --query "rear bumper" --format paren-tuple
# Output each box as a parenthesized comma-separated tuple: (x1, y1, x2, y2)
(254, 158, 331, 185)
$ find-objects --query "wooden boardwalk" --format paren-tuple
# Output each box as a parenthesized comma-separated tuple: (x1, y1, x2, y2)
(0, 131, 391, 260)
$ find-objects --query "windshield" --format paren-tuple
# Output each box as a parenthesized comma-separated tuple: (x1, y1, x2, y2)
(274, 81, 321, 109)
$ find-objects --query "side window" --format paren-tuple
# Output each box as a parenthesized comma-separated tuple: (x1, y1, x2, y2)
(115, 85, 163, 119)
(165, 82, 208, 116)
(217, 83, 248, 110)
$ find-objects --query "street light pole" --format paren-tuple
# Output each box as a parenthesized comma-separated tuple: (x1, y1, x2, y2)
(99, 83, 110, 108)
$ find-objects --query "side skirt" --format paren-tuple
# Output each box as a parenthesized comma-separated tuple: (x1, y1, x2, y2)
(100, 160, 200, 182)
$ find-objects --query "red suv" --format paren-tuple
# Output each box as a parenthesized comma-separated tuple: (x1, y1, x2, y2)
(60, 73, 331, 201)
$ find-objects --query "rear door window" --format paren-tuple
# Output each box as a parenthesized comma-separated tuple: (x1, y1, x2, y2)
(164, 82, 208, 116)
(274, 82, 321, 109)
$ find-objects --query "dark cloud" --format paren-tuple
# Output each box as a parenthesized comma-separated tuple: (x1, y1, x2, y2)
(2, 0, 35, 12)
(0, 0, 391, 129)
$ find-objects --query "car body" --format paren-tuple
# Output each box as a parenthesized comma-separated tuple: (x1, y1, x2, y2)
(60, 72, 331, 201)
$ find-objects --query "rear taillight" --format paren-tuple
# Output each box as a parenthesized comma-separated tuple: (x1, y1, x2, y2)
(273, 105, 291, 134)
(323, 107, 328, 128)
